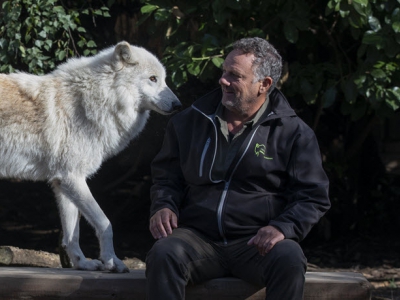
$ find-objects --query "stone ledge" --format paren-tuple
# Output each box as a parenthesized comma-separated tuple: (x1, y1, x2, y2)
(0, 267, 372, 299)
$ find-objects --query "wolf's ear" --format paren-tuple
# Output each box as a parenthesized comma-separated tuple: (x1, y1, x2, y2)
(113, 41, 138, 70)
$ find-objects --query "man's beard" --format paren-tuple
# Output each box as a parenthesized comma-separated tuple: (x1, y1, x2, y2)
(223, 94, 254, 115)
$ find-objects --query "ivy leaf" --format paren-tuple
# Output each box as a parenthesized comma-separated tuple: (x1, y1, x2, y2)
(34, 40, 43, 47)
(386, 99, 400, 111)
(368, 16, 381, 32)
(171, 70, 182, 86)
(393, 21, 400, 33)
(352, 2, 367, 18)
(141, 4, 158, 14)
(353, 0, 368, 6)
(343, 79, 358, 103)
(19, 45, 26, 55)
(87, 40, 97, 48)
(349, 12, 365, 28)
(373, 61, 385, 68)
(354, 75, 366, 87)
(211, 57, 224, 68)
(387, 87, 400, 110)
(392, 7, 400, 22)
(325, 1, 335, 15)
(323, 86, 337, 108)
(248, 28, 264, 38)
(283, 22, 298, 43)
(39, 30, 47, 38)
(371, 69, 386, 79)
(57, 50, 66, 61)
(362, 31, 384, 48)
(340, 10, 350, 17)
(154, 8, 169, 21)
(187, 62, 201, 76)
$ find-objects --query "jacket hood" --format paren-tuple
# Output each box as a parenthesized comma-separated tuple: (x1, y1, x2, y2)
(192, 87, 297, 123)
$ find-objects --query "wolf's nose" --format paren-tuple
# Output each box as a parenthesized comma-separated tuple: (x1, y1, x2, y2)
(173, 101, 182, 111)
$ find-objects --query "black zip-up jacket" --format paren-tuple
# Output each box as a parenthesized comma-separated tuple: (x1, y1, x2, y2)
(150, 88, 330, 243)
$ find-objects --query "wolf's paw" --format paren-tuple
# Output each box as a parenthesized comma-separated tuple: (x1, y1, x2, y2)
(75, 258, 105, 271)
(102, 256, 129, 273)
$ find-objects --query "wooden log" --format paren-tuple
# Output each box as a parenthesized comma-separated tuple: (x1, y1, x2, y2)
(0, 246, 61, 268)
(187, 272, 373, 300)
(0, 267, 373, 300)
(304, 272, 374, 300)
(0, 246, 146, 270)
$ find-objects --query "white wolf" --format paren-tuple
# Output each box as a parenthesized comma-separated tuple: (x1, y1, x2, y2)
(0, 41, 181, 272)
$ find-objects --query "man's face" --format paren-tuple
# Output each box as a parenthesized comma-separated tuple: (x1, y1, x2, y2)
(219, 49, 263, 115)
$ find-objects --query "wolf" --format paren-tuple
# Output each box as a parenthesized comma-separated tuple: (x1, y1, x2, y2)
(0, 41, 181, 272)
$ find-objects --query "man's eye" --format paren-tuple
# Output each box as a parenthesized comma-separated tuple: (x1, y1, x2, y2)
(150, 76, 157, 82)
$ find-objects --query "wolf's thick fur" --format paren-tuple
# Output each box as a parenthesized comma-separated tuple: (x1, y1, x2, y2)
(0, 41, 181, 272)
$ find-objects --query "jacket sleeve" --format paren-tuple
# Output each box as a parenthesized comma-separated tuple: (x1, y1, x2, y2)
(149, 119, 185, 218)
(269, 130, 330, 242)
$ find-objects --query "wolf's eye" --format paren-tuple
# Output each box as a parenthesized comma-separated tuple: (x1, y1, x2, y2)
(149, 76, 157, 83)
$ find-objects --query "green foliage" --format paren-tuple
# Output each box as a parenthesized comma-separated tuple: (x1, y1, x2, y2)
(138, 0, 400, 122)
(0, 0, 110, 74)
(326, 0, 400, 120)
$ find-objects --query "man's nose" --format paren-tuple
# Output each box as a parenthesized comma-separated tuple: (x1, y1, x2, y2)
(219, 75, 229, 86)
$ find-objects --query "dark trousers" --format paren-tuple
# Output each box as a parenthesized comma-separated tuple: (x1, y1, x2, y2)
(145, 228, 306, 300)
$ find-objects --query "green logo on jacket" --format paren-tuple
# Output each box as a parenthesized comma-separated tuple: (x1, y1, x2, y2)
(255, 143, 273, 160)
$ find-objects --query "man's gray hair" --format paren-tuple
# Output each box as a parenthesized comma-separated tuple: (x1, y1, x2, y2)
(232, 37, 282, 92)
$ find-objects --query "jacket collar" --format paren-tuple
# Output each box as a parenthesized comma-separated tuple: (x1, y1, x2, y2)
(192, 87, 297, 122)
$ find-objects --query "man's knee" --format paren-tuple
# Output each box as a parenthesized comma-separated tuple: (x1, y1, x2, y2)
(259, 240, 306, 299)
(269, 239, 306, 271)
(145, 235, 190, 300)
(146, 236, 184, 266)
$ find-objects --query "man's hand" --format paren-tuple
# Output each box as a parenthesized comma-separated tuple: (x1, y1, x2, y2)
(149, 208, 178, 239)
(247, 225, 284, 256)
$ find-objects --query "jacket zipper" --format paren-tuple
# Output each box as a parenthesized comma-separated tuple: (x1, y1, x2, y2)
(192, 106, 220, 181)
(216, 126, 261, 244)
(192, 104, 268, 243)
(199, 138, 211, 178)
(217, 181, 230, 244)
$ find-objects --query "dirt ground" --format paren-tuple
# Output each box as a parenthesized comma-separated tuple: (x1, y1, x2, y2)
(0, 178, 399, 299)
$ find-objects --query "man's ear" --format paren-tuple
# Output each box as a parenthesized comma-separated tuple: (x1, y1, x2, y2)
(259, 77, 273, 94)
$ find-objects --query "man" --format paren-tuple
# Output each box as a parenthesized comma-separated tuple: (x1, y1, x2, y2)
(146, 37, 330, 300)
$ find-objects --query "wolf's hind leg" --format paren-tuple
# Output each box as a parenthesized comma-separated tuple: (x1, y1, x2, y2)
(52, 179, 104, 271)
(53, 176, 129, 273)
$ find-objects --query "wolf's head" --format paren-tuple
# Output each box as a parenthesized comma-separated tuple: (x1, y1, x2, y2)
(112, 42, 181, 115)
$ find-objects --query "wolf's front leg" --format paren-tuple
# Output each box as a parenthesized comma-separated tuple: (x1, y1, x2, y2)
(52, 177, 129, 273)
